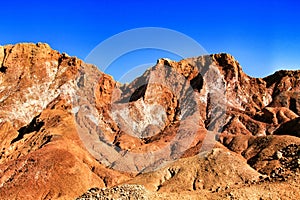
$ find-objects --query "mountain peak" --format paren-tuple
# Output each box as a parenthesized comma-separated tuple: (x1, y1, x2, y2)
(0, 43, 299, 199)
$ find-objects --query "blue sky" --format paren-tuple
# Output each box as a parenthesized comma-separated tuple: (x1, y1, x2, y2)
(0, 0, 299, 81)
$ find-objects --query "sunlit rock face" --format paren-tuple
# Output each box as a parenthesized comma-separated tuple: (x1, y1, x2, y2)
(0, 43, 299, 199)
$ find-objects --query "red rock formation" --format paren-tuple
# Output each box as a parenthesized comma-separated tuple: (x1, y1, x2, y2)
(0, 44, 129, 199)
(0, 43, 299, 199)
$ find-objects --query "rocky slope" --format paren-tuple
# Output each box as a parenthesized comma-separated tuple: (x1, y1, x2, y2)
(0, 43, 299, 199)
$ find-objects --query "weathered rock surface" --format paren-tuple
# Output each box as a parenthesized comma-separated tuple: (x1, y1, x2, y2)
(76, 185, 149, 200)
(0, 43, 129, 199)
(0, 43, 299, 199)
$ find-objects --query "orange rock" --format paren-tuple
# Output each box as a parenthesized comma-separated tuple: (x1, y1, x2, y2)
(0, 43, 299, 199)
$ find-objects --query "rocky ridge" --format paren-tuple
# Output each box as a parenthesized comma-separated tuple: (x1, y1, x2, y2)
(0, 43, 299, 199)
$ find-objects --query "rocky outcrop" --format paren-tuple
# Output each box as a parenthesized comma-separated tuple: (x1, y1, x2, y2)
(76, 185, 149, 200)
(0, 43, 299, 199)
(0, 43, 129, 199)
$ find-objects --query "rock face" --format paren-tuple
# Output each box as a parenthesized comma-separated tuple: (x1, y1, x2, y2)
(0, 43, 129, 199)
(0, 43, 299, 199)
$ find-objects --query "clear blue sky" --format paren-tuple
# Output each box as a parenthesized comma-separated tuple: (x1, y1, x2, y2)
(0, 0, 299, 81)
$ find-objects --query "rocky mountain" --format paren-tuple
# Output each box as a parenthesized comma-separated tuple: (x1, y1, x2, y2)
(0, 43, 299, 199)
